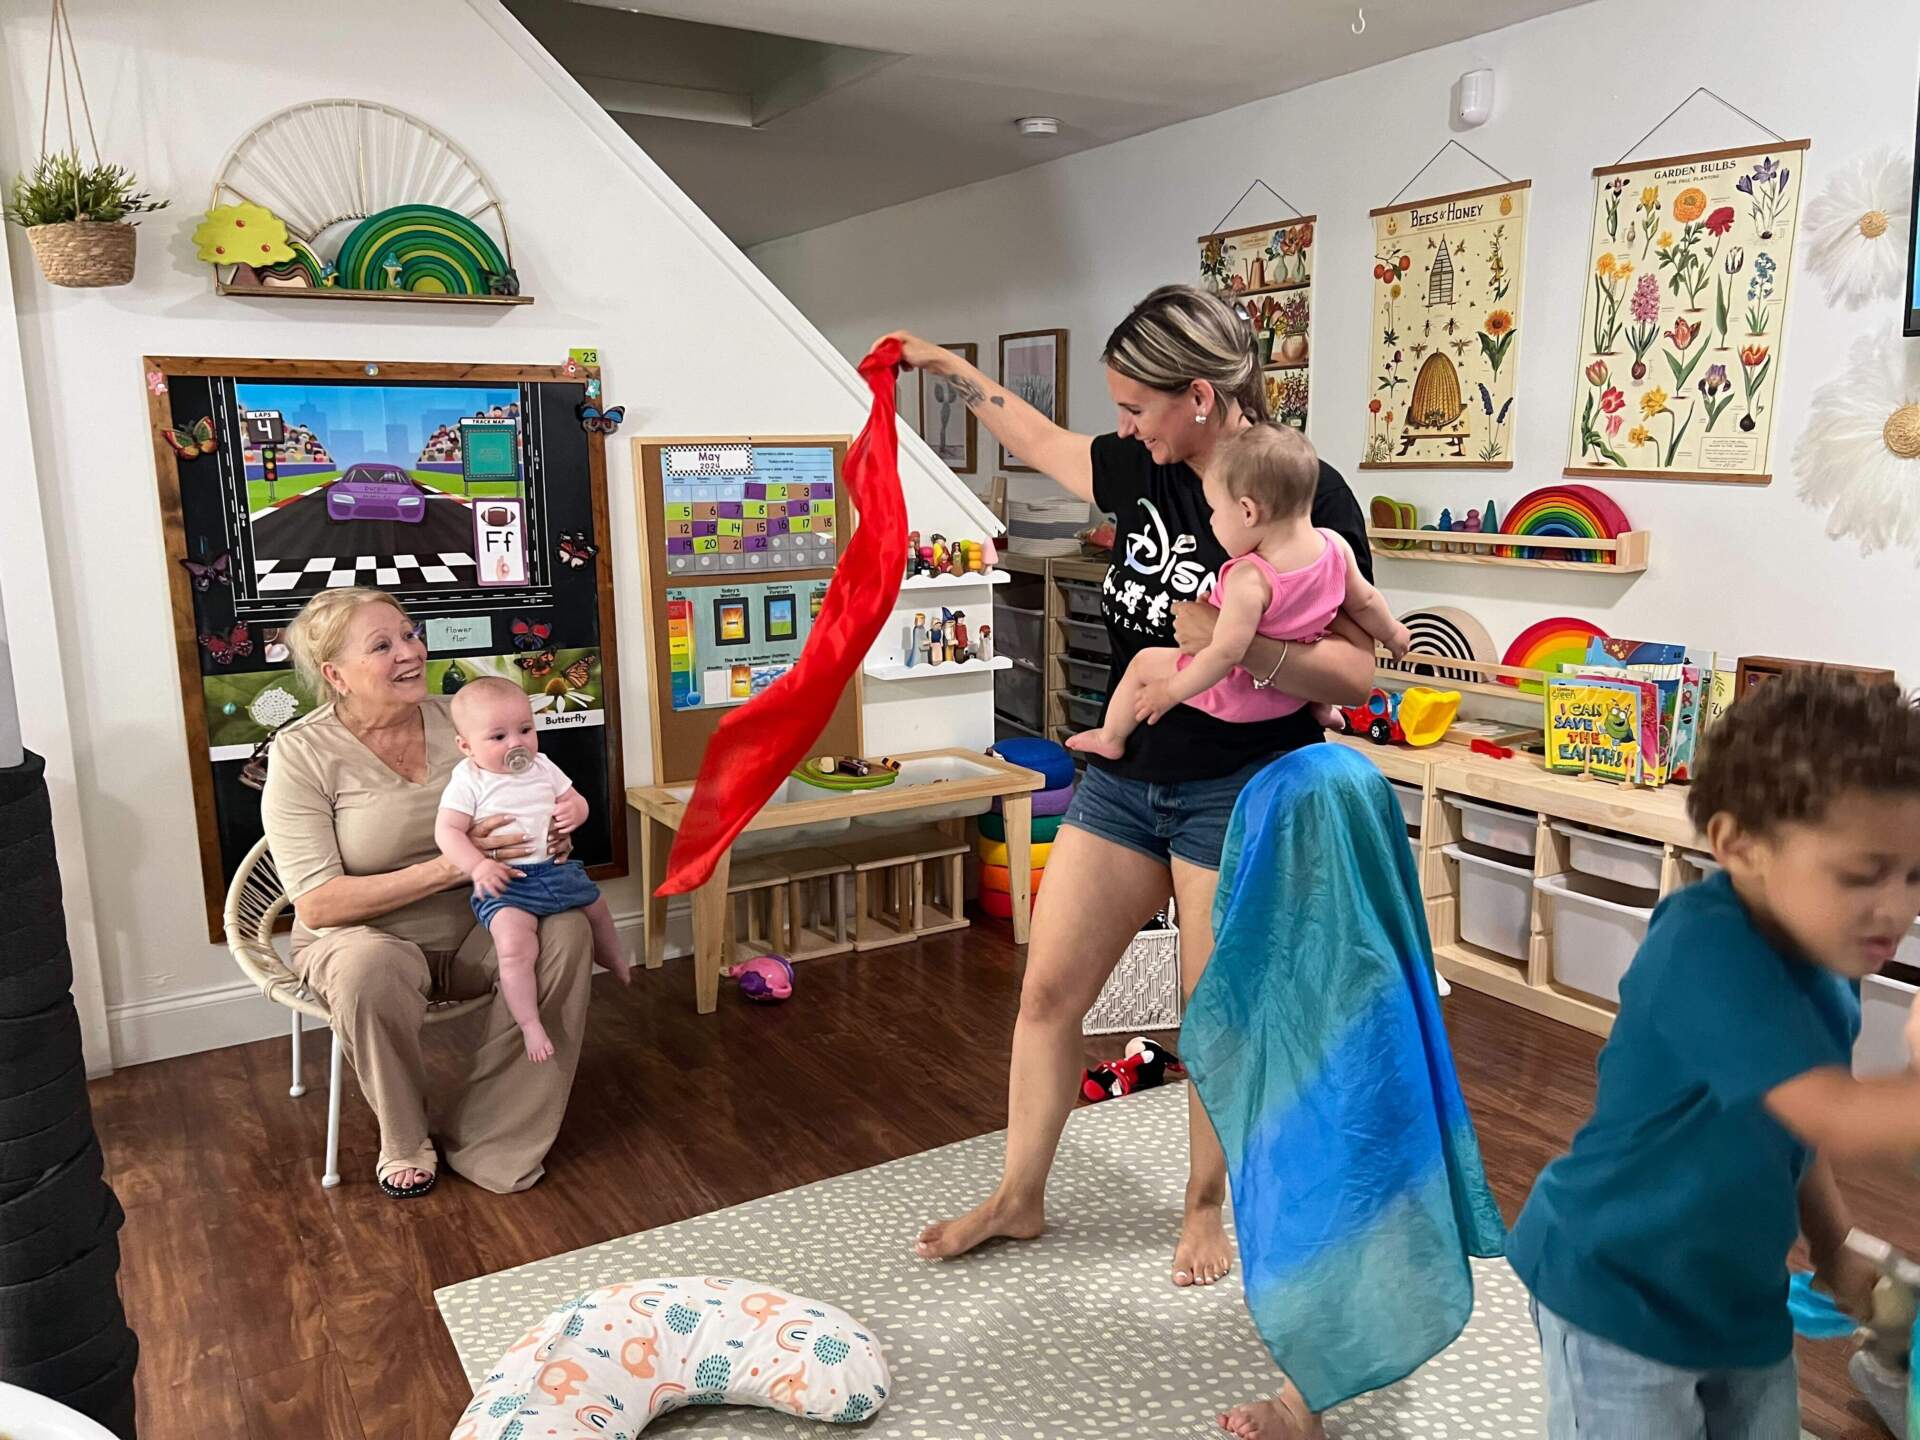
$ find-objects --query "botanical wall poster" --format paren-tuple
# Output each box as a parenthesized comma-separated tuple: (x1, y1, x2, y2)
(1567, 140, 1809, 483)
(1361, 181, 1530, 468)
(1198, 216, 1317, 430)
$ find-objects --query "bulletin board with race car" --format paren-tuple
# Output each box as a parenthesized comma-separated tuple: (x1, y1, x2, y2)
(146, 355, 626, 939)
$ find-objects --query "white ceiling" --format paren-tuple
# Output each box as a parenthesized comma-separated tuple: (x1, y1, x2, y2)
(508, 0, 1596, 247)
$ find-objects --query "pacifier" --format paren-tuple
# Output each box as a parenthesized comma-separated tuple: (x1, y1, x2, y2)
(505, 745, 535, 773)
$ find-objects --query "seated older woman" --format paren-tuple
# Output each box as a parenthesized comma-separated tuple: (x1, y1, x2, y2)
(262, 587, 595, 1198)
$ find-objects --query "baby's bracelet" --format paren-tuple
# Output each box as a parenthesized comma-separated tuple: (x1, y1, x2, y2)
(1251, 641, 1291, 690)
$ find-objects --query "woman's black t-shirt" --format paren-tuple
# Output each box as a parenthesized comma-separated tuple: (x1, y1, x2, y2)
(1088, 431, 1373, 784)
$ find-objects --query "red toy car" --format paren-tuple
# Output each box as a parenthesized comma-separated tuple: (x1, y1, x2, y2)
(1338, 687, 1404, 746)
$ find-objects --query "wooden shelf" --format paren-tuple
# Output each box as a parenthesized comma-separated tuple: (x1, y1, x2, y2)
(899, 570, 1012, 591)
(1261, 359, 1309, 372)
(1435, 943, 1616, 1038)
(864, 656, 1011, 682)
(1369, 528, 1649, 573)
(1375, 649, 1556, 702)
(1235, 278, 1311, 298)
(215, 282, 534, 307)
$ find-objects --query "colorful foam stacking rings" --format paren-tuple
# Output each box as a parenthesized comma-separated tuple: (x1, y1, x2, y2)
(1500, 616, 1611, 695)
(1497, 484, 1631, 564)
(333, 204, 509, 295)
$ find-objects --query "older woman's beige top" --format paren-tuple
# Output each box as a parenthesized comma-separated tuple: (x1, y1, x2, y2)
(260, 696, 472, 951)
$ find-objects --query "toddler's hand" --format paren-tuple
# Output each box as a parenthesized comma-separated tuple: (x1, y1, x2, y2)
(553, 789, 589, 834)
(1134, 680, 1178, 726)
(472, 858, 520, 898)
(1817, 1247, 1881, 1322)
(1385, 621, 1413, 663)
(522, 1023, 555, 1064)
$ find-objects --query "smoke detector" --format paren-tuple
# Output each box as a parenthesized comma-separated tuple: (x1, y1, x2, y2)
(1015, 116, 1060, 137)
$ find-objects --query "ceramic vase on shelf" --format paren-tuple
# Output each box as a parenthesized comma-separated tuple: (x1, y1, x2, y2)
(1279, 334, 1308, 365)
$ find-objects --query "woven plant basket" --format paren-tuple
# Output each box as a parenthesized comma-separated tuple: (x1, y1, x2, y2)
(26, 220, 135, 288)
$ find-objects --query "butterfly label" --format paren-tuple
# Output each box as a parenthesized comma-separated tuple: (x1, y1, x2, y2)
(473, 498, 527, 586)
(160, 416, 218, 460)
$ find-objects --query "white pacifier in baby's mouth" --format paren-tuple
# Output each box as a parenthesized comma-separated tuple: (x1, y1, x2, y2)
(505, 745, 534, 773)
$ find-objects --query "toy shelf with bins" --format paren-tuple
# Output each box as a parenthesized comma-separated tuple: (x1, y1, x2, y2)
(1334, 735, 1699, 1039)
(1367, 528, 1651, 573)
(994, 553, 1111, 755)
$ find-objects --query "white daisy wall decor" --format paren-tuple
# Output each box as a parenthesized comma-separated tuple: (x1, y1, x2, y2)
(1800, 148, 1912, 308)
(1794, 332, 1920, 559)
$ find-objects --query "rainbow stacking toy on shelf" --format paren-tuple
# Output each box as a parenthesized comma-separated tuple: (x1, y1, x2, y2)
(1368, 484, 1645, 570)
(1497, 485, 1633, 564)
(976, 738, 1074, 921)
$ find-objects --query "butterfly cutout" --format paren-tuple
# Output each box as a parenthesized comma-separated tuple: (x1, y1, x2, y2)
(515, 650, 556, 678)
(510, 618, 553, 651)
(145, 369, 168, 396)
(178, 551, 232, 592)
(199, 623, 254, 665)
(576, 403, 624, 435)
(161, 416, 217, 459)
(557, 531, 598, 568)
(562, 654, 594, 690)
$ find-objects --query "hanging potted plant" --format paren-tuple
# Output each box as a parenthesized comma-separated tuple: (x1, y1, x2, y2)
(5, 0, 166, 288)
(7, 152, 165, 287)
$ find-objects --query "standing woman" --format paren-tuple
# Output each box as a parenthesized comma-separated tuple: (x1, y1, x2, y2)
(885, 285, 1375, 1307)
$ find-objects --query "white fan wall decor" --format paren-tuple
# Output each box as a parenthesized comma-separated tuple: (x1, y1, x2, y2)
(1800, 148, 1913, 309)
(1794, 332, 1920, 561)
(205, 99, 529, 305)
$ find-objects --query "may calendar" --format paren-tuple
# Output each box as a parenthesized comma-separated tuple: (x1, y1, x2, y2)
(660, 443, 838, 575)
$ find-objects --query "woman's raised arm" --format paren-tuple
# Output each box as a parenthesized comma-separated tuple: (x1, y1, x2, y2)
(880, 331, 1096, 503)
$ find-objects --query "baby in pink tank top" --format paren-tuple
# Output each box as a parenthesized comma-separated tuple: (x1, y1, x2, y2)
(1069, 423, 1409, 761)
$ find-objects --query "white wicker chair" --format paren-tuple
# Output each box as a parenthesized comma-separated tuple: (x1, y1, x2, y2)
(223, 836, 491, 1188)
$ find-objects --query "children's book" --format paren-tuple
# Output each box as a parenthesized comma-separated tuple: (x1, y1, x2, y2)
(1588, 637, 1688, 667)
(1576, 661, 1703, 785)
(1544, 676, 1661, 784)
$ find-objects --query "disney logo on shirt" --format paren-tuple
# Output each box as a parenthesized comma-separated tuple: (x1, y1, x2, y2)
(1105, 497, 1218, 640)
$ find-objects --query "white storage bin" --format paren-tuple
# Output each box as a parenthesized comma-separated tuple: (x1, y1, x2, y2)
(1536, 872, 1654, 1005)
(1389, 780, 1424, 835)
(1896, 916, 1920, 970)
(1685, 850, 1723, 880)
(1855, 973, 1917, 1077)
(1553, 822, 1665, 893)
(1443, 843, 1533, 962)
(1447, 796, 1538, 860)
(1084, 913, 1182, 1035)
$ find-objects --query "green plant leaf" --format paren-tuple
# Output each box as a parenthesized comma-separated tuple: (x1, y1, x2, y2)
(5, 153, 168, 228)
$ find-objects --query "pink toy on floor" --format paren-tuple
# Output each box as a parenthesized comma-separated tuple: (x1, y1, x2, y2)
(725, 954, 794, 1002)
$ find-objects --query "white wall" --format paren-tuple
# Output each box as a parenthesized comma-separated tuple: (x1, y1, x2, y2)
(0, 0, 997, 1065)
(754, 0, 1920, 700)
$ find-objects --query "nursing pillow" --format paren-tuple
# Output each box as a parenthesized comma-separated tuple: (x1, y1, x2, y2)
(453, 1277, 890, 1438)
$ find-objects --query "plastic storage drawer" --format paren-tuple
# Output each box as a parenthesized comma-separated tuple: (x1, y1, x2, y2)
(1855, 973, 1917, 1077)
(1059, 581, 1103, 621)
(1443, 843, 1532, 962)
(994, 659, 1044, 731)
(1553, 822, 1665, 891)
(1389, 780, 1423, 835)
(1057, 618, 1112, 658)
(994, 603, 1045, 666)
(1536, 871, 1655, 1005)
(1447, 796, 1538, 860)
(1062, 655, 1110, 694)
(1061, 691, 1106, 730)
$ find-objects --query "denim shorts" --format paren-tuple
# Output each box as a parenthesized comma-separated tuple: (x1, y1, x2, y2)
(1061, 756, 1275, 871)
(1531, 1297, 1800, 1440)
(471, 857, 601, 929)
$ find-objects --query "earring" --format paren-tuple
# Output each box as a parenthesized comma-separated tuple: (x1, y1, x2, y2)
(1195, 411, 1208, 425)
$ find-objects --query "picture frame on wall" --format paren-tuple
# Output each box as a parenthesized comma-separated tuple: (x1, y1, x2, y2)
(1735, 655, 1896, 693)
(997, 329, 1068, 472)
(918, 341, 977, 473)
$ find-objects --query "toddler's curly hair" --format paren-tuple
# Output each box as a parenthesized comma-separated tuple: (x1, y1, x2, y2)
(1686, 668, 1920, 835)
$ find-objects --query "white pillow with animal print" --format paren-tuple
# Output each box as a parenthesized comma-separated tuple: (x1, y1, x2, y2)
(453, 1276, 890, 1437)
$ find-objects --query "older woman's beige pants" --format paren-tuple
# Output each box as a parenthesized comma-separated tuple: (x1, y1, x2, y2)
(293, 910, 592, 1193)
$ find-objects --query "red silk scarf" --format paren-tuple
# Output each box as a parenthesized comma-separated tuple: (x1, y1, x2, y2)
(659, 338, 908, 895)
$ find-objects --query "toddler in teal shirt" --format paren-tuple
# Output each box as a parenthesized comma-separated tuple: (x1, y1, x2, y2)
(1509, 669, 1920, 1439)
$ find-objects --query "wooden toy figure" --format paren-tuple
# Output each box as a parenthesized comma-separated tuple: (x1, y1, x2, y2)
(947, 543, 967, 577)
(976, 624, 993, 661)
(927, 613, 946, 665)
(964, 540, 984, 573)
(905, 611, 926, 668)
(906, 530, 925, 577)
(952, 609, 969, 659)
(943, 611, 960, 659)
(929, 533, 949, 572)
(918, 540, 936, 575)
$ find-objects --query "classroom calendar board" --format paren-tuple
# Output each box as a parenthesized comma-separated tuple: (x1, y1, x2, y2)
(635, 436, 857, 785)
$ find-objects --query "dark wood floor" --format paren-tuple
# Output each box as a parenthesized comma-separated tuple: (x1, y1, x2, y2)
(87, 924, 1914, 1440)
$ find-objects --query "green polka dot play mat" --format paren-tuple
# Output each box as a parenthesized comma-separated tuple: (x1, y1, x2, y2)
(434, 1085, 1819, 1437)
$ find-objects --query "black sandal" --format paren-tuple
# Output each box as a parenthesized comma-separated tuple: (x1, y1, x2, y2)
(377, 1159, 438, 1199)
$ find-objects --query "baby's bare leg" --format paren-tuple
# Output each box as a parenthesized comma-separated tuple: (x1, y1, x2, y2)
(489, 908, 553, 1062)
(581, 896, 629, 983)
(1067, 648, 1181, 760)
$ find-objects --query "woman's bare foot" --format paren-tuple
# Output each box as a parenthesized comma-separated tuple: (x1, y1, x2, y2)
(1065, 729, 1126, 761)
(388, 1168, 431, 1189)
(1172, 1201, 1234, 1287)
(1218, 1380, 1323, 1439)
(914, 1192, 1045, 1260)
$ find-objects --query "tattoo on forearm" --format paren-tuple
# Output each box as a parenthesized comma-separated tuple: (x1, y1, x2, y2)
(946, 373, 987, 408)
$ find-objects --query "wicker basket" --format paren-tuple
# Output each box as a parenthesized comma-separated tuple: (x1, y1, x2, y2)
(26, 220, 136, 287)
(1083, 918, 1182, 1035)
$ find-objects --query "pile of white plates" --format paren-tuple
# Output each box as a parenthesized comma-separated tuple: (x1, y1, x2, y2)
(1006, 494, 1092, 556)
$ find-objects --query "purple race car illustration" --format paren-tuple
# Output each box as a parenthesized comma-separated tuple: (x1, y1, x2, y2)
(325, 464, 429, 524)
